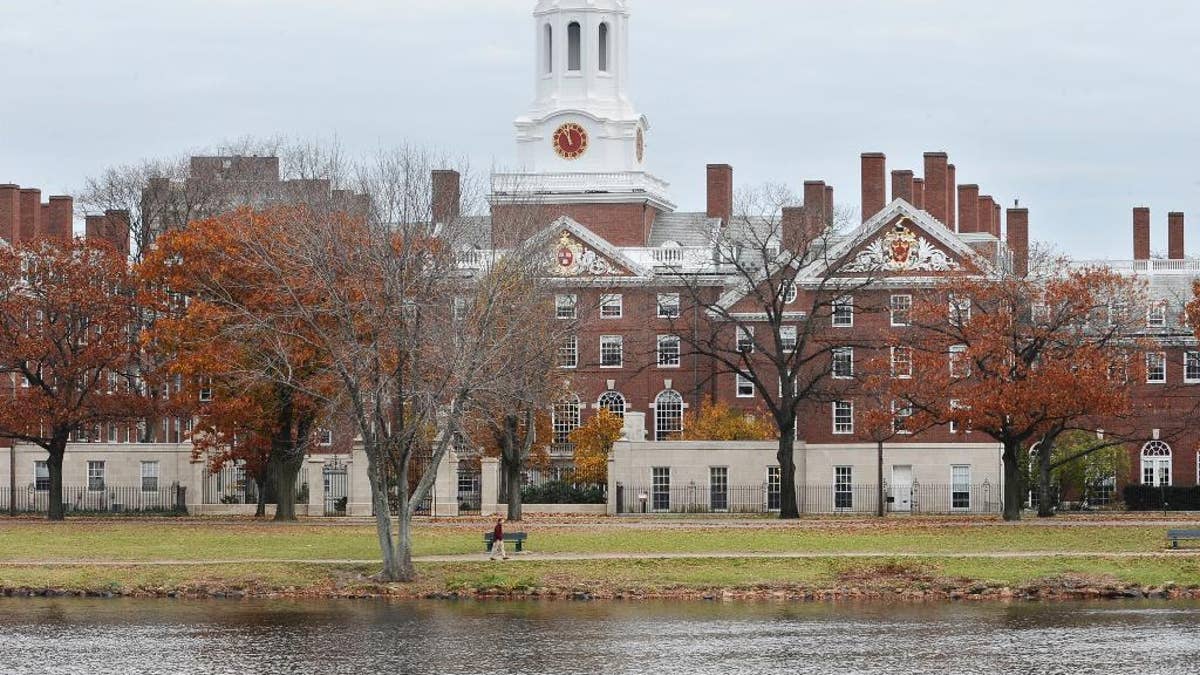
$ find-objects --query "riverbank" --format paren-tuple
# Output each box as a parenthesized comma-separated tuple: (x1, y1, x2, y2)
(2, 517, 1199, 603)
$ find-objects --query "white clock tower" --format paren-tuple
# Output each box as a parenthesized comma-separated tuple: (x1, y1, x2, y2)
(493, 0, 675, 212)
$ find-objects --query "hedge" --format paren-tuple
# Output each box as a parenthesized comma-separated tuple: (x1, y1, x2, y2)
(520, 481, 606, 505)
(1123, 485, 1200, 511)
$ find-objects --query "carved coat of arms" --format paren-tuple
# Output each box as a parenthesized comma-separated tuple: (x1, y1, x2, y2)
(552, 231, 620, 276)
(842, 220, 959, 273)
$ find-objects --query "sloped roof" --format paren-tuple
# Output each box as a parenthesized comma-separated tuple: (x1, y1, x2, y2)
(648, 212, 721, 247)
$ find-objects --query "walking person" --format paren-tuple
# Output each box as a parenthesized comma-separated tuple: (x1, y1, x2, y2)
(489, 517, 509, 561)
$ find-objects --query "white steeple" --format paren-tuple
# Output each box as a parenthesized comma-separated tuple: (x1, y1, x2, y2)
(495, 0, 674, 212)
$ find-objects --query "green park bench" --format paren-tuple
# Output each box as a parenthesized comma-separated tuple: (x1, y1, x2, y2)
(484, 531, 528, 553)
(1167, 529, 1200, 549)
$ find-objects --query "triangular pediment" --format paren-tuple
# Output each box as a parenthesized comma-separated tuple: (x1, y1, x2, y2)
(535, 216, 652, 279)
(823, 200, 992, 277)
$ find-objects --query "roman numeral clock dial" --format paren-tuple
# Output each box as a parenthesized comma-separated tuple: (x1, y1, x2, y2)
(552, 122, 588, 160)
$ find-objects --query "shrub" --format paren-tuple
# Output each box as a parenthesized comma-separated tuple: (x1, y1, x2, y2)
(1123, 485, 1200, 511)
(521, 481, 606, 504)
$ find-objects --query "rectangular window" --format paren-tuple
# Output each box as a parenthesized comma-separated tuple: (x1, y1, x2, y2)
(736, 326, 754, 353)
(709, 467, 729, 512)
(657, 335, 681, 368)
(950, 344, 970, 379)
(892, 400, 913, 434)
(452, 296, 468, 322)
(890, 294, 912, 327)
(736, 373, 755, 398)
(891, 346, 913, 379)
(831, 347, 854, 379)
(834, 466, 853, 510)
(600, 335, 623, 368)
(600, 294, 623, 318)
(832, 401, 854, 435)
(832, 296, 854, 327)
(34, 461, 49, 491)
(141, 461, 159, 492)
(558, 336, 578, 369)
(107, 424, 117, 443)
(949, 399, 970, 434)
(1185, 352, 1200, 384)
(657, 293, 681, 319)
(951, 465, 971, 511)
(87, 461, 105, 492)
(652, 467, 670, 512)
(318, 429, 334, 447)
(1146, 352, 1167, 384)
(199, 377, 213, 403)
(1147, 301, 1167, 328)
(948, 294, 971, 326)
(556, 294, 577, 320)
(780, 325, 797, 352)
(767, 466, 782, 511)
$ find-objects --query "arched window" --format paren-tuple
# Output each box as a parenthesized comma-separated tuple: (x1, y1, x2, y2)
(567, 22, 581, 71)
(598, 23, 610, 72)
(598, 391, 626, 420)
(1141, 440, 1172, 487)
(553, 394, 582, 445)
(544, 24, 553, 74)
(654, 390, 683, 441)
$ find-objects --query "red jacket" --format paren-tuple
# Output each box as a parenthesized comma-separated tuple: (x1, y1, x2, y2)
(493, 522, 503, 540)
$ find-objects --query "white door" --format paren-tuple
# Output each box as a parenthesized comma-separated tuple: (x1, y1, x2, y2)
(891, 465, 913, 512)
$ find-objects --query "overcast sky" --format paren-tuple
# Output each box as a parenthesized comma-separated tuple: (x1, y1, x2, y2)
(2, 0, 1198, 259)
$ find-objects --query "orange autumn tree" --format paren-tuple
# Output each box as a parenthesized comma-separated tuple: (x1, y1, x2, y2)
(891, 258, 1147, 521)
(141, 206, 334, 521)
(0, 239, 149, 520)
(570, 408, 624, 484)
(681, 398, 776, 441)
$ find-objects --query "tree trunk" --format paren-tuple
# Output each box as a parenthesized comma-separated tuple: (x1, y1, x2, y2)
(505, 458, 523, 522)
(273, 453, 304, 522)
(366, 447, 401, 581)
(46, 440, 67, 521)
(1037, 445, 1056, 518)
(777, 429, 800, 519)
(254, 475, 268, 518)
(1002, 442, 1023, 521)
(394, 496, 416, 581)
(876, 441, 886, 518)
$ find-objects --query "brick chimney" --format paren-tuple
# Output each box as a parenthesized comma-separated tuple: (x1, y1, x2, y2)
(1133, 207, 1150, 260)
(1169, 212, 1185, 260)
(706, 164, 733, 226)
(957, 185, 980, 233)
(46, 196, 73, 241)
(913, 178, 925, 210)
(803, 180, 827, 228)
(993, 202, 1002, 238)
(891, 170, 914, 205)
(860, 153, 886, 223)
(824, 185, 834, 225)
(0, 184, 18, 243)
(1007, 207, 1029, 277)
(978, 195, 996, 238)
(431, 170, 461, 225)
(923, 152, 949, 225)
(946, 164, 957, 231)
(18, 188, 40, 241)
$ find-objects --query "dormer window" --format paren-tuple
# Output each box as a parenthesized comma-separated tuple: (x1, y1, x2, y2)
(599, 23, 610, 72)
(544, 24, 553, 74)
(567, 22, 581, 71)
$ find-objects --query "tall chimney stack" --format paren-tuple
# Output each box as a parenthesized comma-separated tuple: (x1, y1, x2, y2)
(978, 195, 996, 237)
(860, 153, 886, 223)
(431, 170, 461, 225)
(706, 164, 733, 226)
(18, 189, 40, 242)
(946, 164, 957, 231)
(46, 196, 73, 241)
(912, 178, 925, 210)
(1133, 207, 1151, 260)
(923, 152, 949, 225)
(0, 184, 18, 244)
(891, 170, 914, 204)
(993, 202, 1002, 238)
(824, 185, 834, 225)
(803, 180, 827, 229)
(957, 185, 980, 233)
(1168, 212, 1185, 260)
(1007, 207, 1029, 277)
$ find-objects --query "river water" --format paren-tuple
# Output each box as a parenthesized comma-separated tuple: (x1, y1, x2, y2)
(0, 598, 1198, 674)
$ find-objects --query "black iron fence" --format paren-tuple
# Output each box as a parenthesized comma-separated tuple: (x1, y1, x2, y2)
(615, 482, 1001, 515)
(201, 463, 308, 505)
(521, 469, 606, 504)
(0, 484, 186, 514)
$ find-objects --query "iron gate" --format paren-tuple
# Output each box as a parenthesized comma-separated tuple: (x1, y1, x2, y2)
(323, 459, 349, 516)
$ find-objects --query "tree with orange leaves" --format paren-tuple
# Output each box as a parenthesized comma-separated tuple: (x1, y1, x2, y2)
(681, 398, 776, 441)
(141, 206, 333, 521)
(891, 255, 1147, 520)
(569, 408, 624, 484)
(0, 239, 149, 520)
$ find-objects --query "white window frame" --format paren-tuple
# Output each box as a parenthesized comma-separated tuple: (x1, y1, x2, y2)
(657, 335, 681, 368)
(834, 466, 853, 510)
(600, 335, 624, 368)
(832, 296, 854, 327)
(1185, 351, 1200, 384)
(780, 279, 798, 305)
(1141, 441, 1172, 487)
(767, 466, 782, 511)
(832, 401, 854, 435)
(1146, 352, 1167, 384)
(87, 461, 105, 492)
(949, 294, 971, 326)
(199, 377, 213, 403)
(555, 294, 577, 320)
(558, 336, 578, 369)
(651, 467, 671, 512)
(950, 344, 970, 379)
(1147, 300, 1168, 329)
(891, 400, 914, 435)
(598, 391, 626, 419)
(709, 466, 729, 512)
(780, 325, 798, 353)
(951, 465, 971, 511)
(736, 373, 755, 398)
(34, 461, 49, 491)
(600, 294, 623, 319)
(318, 429, 334, 447)
(736, 325, 755, 353)
(890, 294, 912, 327)
(654, 390, 684, 441)
(657, 293, 681, 319)
(553, 395, 582, 445)
(141, 461, 159, 492)
(890, 346, 913, 379)
(831, 347, 854, 379)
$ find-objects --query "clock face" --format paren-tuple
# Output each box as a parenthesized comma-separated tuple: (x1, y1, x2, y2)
(552, 122, 588, 160)
(636, 128, 645, 163)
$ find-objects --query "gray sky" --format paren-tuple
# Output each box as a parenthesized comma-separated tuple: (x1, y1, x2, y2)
(2, 0, 1198, 259)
